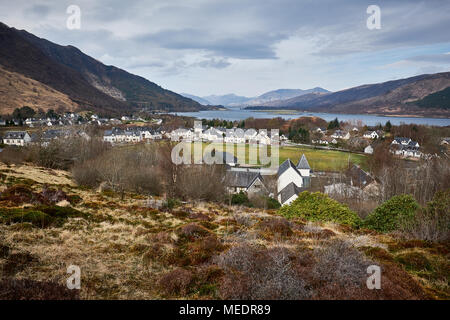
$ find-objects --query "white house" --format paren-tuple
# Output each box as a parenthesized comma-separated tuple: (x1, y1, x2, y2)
(391, 137, 419, 147)
(363, 131, 379, 139)
(315, 127, 327, 135)
(278, 182, 302, 206)
(3, 131, 31, 146)
(390, 137, 421, 158)
(331, 130, 350, 140)
(296, 154, 311, 187)
(202, 127, 223, 142)
(255, 130, 271, 145)
(224, 129, 245, 144)
(244, 129, 258, 142)
(277, 154, 311, 205)
(277, 159, 304, 192)
(170, 128, 194, 141)
(103, 128, 143, 143)
(364, 145, 374, 154)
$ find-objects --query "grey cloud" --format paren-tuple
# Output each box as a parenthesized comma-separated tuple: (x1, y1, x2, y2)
(194, 58, 231, 69)
(406, 53, 450, 64)
(135, 29, 286, 59)
(24, 4, 51, 18)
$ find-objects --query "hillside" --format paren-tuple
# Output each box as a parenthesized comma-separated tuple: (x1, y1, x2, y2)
(414, 87, 450, 109)
(243, 88, 330, 106)
(0, 22, 204, 116)
(249, 73, 450, 117)
(180, 93, 212, 105)
(0, 66, 78, 114)
(0, 163, 447, 300)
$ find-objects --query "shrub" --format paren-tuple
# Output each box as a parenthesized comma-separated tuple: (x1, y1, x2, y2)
(257, 217, 293, 237)
(187, 235, 225, 265)
(395, 251, 432, 272)
(0, 279, 79, 300)
(1, 251, 37, 276)
(177, 223, 211, 241)
(0, 184, 41, 205)
(0, 208, 52, 227)
(0, 184, 72, 206)
(188, 212, 211, 221)
(401, 190, 450, 241)
(71, 161, 100, 188)
(0, 205, 87, 228)
(278, 191, 361, 227)
(0, 146, 27, 165)
(158, 268, 196, 296)
(364, 194, 419, 232)
(215, 244, 311, 300)
(164, 198, 181, 210)
(313, 239, 369, 286)
(230, 191, 252, 207)
(266, 197, 281, 209)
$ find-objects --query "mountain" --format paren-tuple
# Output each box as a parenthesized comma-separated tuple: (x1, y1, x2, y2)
(414, 86, 450, 109)
(182, 87, 330, 107)
(180, 93, 212, 105)
(242, 87, 330, 106)
(248, 73, 450, 117)
(202, 94, 252, 106)
(0, 22, 205, 116)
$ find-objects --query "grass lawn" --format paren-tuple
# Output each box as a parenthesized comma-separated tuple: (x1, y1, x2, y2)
(186, 142, 368, 172)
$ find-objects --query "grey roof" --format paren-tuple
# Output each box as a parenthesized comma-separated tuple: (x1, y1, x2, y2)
(225, 170, 261, 188)
(393, 137, 411, 144)
(42, 129, 70, 140)
(296, 154, 310, 170)
(4, 131, 28, 139)
(346, 164, 374, 188)
(277, 158, 301, 177)
(278, 182, 303, 204)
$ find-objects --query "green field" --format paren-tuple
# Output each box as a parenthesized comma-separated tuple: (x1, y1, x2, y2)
(184, 142, 368, 172)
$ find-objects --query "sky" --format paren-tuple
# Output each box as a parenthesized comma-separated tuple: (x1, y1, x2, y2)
(1, 0, 450, 97)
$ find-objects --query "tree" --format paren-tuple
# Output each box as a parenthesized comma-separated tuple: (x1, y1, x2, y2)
(12, 106, 35, 120)
(46, 109, 58, 119)
(327, 118, 339, 130)
(384, 121, 392, 132)
(291, 127, 310, 143)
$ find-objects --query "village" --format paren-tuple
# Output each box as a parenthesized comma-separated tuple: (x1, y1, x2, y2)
(1, 111, 449, 208)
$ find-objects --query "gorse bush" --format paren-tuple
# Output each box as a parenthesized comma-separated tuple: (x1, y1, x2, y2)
(364, 194, 419, 232)
(278, 191, 361, 227)
(401, 189, 450, 241)
(266, 197, 281, 209)
(230, 191, 252, 207)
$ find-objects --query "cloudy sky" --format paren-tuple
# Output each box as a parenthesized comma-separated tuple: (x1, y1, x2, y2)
(1, 0, 450, 97)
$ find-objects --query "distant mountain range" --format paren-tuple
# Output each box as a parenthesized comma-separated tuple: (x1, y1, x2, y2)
(181, 87, 330, 107)
(245, 72, 450, 117)
(0, 22, 207, 116)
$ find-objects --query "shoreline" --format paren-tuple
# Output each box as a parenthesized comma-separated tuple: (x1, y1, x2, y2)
(240, 109, 450, 119)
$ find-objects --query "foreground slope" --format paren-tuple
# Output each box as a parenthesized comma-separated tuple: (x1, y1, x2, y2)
(0, 163, 447, 300)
